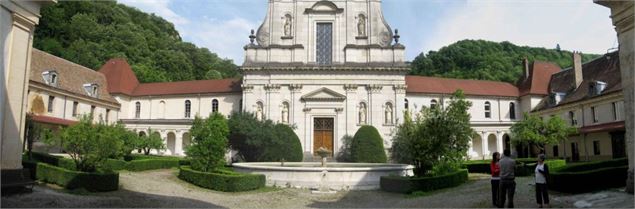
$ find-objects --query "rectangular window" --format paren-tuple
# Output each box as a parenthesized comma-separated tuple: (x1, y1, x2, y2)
(72, 101, 79, 117)
(316, 23, 333, 65)
(47, 96, 55, 113)
(612, 102, 618, 121)
(591, 106, 598, 123)
(593, 141, 601, 155)
(553, 146, 559, 157)
(91, 105, 96, 120)
(106, 109, 110, 123)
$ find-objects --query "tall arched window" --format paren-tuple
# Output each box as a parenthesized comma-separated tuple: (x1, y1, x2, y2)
(185, 100, 191, 118)
(212, 99, 219, 113)
(135, 102, 141, 118)
(484, 102, 492, 118)
(569, 111, 576, 126)
(430, 99, 438, 109)
(509, 102, 516, 120)
(404, 99, 409, 109)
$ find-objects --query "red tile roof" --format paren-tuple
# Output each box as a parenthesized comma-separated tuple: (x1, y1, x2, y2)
(132, 78, 242, 96)
(30, 115, 76, 126)
(579, 121, 625, 134)
(405, 76, 519, 97)
(98, 58, 241, 96)
(517, 62, 562, 96)
(98, 58, 140, 95)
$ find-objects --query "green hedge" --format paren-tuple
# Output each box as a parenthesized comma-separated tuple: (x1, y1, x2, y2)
(462, 159, 566, 176)
(351, 126, 387, 163)
(178, 166, 265, 192)
(24, 152, 76, 170)
(549, 158, 628, 193)
(104, 158, 181, 171)
(35, 163, 118, 192)
(380, 169, 469, 194)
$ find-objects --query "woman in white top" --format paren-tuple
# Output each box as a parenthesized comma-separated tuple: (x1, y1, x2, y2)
(535, 154, 550, 208)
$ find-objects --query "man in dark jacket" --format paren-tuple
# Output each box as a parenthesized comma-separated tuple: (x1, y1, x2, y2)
(498, 149, 516, 208)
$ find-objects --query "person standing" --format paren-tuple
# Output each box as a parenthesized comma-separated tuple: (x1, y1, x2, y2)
(535, 154, 550, 208)
(490, 152, 501, 207)
(498, 149, 516, 208)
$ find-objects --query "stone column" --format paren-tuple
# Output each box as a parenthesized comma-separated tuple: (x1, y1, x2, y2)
(481, 132, 489, 158)
(344, 84, 358, 136)
(496, 131, 504, 154)
(264, 84, 281, 121)
(175, 131, 183, 156)
(241, 84, 254, 112)
(595, 0, 634, 193)
(394, 84, 407, 124)
(289, 84, 302, 125)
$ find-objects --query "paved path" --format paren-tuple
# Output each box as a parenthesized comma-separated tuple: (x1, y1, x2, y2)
(2, 169, 633, 208)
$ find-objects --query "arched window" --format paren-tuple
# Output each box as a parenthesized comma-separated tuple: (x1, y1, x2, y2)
(212, 99, 219, 113)
(404, 99, 409, 109)
(509, 102, 516, 120)
(431, 99, 438, 109)
(135, 102, 141, 118)
(569, 111, 577, 125)
(484, 102, 492, 118)
(185, 100, 191, 118)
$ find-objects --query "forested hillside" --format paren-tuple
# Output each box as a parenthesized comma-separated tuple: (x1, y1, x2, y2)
(410, 40, 600, 83)
(34, 1, 239, 83)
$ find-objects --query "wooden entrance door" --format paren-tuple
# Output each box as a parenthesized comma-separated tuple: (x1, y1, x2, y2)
(313, 118, 334, 156)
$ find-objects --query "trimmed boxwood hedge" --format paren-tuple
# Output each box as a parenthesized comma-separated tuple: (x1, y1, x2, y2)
(178, 166, 265, 192)
(380, 169, 469, 194)
(462, 159, 566, 176)
(351, 125, 387, 163)
(35, 163, 119, 191)
(549, 158, 628, 193)
(24, 152, 76, 170)
(26, 152, 184, 172)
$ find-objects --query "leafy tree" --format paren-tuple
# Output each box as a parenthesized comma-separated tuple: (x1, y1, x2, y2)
(138, 129, 165, 155)
(227, 112, 303, 162)
(335, 135, 354, 162)
(350, 126, 387, 163)
(511, 113, 577, 154)
(186, 113, 229, 172)
(45, 115, 122, 172)
(391, 90, 474, 176)
(411, 40, 600, 83)
(109, 123, 140, 159)
(34, 1, 238, 82)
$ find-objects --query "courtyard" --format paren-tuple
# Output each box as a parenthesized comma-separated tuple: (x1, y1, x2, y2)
(2, 169, 632, 208)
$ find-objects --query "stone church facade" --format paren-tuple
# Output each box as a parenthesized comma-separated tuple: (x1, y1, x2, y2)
(23, 0, 627, 162)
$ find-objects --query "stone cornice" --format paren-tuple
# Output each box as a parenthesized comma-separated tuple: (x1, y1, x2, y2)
(240, 65, 410, 73)
(264, 84, 282, 92)
(393, 84, 407, 94)
(367, 84, 383, 94)
(289, 84, 303, 93)
(241, 84, 254, 93)
(120, 119, 194, 125)
(244, 44, 304, 50)
(29, 81, 121, 108)
(344, 84, 358, 92)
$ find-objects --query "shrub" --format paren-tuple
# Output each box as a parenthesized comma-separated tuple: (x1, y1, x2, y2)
(228, 112, 303, 162)
(138, 129, 165, 155)
(549, 158, 628, 193)
(27, 152, 76, 170)
(187, 113, 229, 172)
(351, 126, 387, 163)
(35, 163, 119, 192)
(380, 169, 469, 194)
(44, 115, 122, 172)
(336, 135, 354, 162)
(178, 166, 265, 192)
(462, 159, 566, 176)
(391, 90, 473, 176)
(125, 159, 180, 171)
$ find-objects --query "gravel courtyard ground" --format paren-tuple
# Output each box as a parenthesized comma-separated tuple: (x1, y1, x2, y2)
(2, 169, 633, 208)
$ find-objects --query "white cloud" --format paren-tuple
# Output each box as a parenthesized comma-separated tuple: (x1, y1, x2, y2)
(420, 0, 616, 54)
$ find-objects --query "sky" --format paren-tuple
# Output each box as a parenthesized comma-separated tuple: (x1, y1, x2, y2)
(119, 0, 617, 65)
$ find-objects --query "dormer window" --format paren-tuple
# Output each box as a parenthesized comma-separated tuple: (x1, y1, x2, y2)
(83, 83, 99, 98)
(42, 71, 58, 86)
(589, 81, 607, 96)
(550, 92, 566, 106)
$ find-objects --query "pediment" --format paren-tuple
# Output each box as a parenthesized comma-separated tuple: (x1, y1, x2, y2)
(301, 87, 346, 102)
(305, 1, 344, 14)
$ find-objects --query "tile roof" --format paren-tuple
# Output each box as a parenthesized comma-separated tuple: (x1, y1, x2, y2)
(30, 114, 76, 126)
(534, 52, 621, 111)
(405, 75, 519, 97)
(131, 78, 242, 96)
(98, 58, 242, 96)
(98, 58, 139, 95)
(517, 61, 562, 96)
(30, 49, 118, 104)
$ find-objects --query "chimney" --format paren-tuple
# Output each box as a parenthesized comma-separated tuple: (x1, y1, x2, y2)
(523, 57, 530, 80)
(573, 51, 583, 89)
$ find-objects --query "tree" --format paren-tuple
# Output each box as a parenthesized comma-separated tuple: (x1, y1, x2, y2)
(186, 113, 229, 172)
(227, 112, 303, 162)
(138, 129, 165, 155)
(335, 135, 354, 162)
(109, 123, 140, 159)
(350, 126, 387, 163)
(391, 90, 474, 176)
(45, 115, 122, 172)
(511, 113, 577, 154)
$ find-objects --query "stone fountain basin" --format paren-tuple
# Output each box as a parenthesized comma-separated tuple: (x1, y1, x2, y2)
(233, 162, 415, 191)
